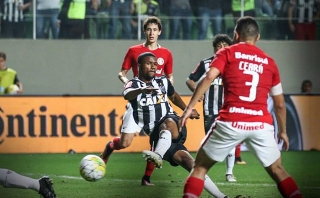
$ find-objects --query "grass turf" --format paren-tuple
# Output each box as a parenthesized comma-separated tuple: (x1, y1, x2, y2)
(0, 151, 319, 198)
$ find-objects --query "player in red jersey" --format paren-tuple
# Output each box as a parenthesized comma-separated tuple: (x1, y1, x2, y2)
(118, 16, 173, 84)
(102, 16, 174, 186)
(179, 16, 302, 198)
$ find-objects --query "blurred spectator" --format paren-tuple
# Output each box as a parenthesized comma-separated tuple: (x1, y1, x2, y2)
(276, 0, 294, 39)
(36, 0, 60, 39)
(131, 0, 159, 39)
(232, 0, 256, 23)
(84, 0, 101, 39)
(196, 0, 223, 40)
(301, 80, 313, 94)
(168, 0, 193, 40)
(0, 0, 32, 38)
(288, 0, 320, 40)
(107, 0, 133, 39)
(58, 0, 86, 39)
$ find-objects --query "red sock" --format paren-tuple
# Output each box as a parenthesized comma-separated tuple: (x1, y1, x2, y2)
(183, 176, 204, 198)
(144, 160, 155, 176)
(112, 137, 121, 150)
(235, 143, 241, 157)
(277, 177, 302, 198)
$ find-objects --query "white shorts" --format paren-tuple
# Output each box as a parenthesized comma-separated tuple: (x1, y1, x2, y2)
(120, 103, 142, 134)
(202, 120, 280, 167)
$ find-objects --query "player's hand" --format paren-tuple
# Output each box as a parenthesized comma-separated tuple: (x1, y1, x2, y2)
(278, 132, 289, 151)
(178, 108, 193, 131)
(189, 108, 200, 120)
(140, 86, 158, 94)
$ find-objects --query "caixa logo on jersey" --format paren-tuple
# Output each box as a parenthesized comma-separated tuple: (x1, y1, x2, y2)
(0, 106, 120, 145)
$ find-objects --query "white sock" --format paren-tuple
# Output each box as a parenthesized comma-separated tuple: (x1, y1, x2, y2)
(204, 174, 226, 198)
(154, 130, 172, 158)
(0, 168, 40, 192)
(226, 147, 236, 175)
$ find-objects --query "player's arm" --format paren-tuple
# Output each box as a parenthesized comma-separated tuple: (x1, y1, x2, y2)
(118, 69, 129, 84)
(186, 67, 220, 110)
(169, 91, 200, 119)
(123, 83, 157, 100)
(270, 84, 288, 150)
(164, 51, 174, 84)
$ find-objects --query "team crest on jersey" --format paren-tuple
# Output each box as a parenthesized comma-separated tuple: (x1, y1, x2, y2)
(157, 58, 164, 65)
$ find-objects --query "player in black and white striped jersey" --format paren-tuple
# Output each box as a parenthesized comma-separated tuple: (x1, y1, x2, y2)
(186, 34, 239, 182)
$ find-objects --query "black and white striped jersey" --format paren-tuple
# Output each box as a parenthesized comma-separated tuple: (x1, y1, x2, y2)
(1, 0, 31, 22)
(188, 56, 224, 116)
(123, 75, 175, 135)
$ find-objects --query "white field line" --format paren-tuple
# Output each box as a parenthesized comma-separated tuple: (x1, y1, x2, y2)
(24, 173, 320, 189)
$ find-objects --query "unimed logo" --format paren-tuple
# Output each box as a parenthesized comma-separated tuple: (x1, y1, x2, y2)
(0, 105, 145, 145)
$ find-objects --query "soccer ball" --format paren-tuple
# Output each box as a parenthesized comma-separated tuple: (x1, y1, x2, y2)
(6, 84, 19, 94)
(79, 155, 106, 182)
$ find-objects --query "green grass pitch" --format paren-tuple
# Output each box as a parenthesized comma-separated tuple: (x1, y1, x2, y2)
(0, 151, 319, 198)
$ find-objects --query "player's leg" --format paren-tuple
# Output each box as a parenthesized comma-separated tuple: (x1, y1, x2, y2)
(0, 168, 56, 198)
(100, 106, 140, 163)
(143, 116, 178, 168)
(184, 121, 240, 198)
(246, 123, 302, 198)
(235, 143, 246, 164)
(141, 134, 155, 186)
(225, 147, 236, 182)
(172, 149, 227, 198)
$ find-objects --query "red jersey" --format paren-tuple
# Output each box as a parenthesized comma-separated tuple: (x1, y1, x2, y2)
(122, 43, 173, 77)
(211, 43, 281, 124)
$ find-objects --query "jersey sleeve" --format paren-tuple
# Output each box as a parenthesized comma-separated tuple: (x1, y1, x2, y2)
(188, 61, 206, 82)
(272, 61, 281, 87)
(167, 78, 175, 96)
(210, 48, 228, 74)
(164, 50, 173, 75)
(122, 80, 139, 96)
(122, 48, 133, 71)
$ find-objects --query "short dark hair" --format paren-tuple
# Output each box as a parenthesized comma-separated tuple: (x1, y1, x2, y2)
(137, 52, 156, 65)
(212, 34, 233, 48)
(143, 16, 162, 31)
(0, 52, 6, 60)
(235, 16, 259, 40)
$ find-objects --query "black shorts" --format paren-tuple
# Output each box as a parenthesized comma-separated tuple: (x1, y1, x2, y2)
(149, 114, 188, 166)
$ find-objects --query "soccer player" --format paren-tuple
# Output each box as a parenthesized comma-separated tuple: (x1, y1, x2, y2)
(102, 52, 227, 198)
(186, 34, 236, 182)
(0, 168, 56, 198)
(179, 16, 302, 198)
(115, 16, 173, 186)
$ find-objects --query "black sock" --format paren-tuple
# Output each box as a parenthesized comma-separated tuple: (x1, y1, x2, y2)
(142, 175, 150, 181)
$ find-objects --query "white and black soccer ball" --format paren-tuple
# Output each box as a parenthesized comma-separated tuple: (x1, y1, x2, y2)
(79, 155, 106, 182)
(6, 84, 19, 94)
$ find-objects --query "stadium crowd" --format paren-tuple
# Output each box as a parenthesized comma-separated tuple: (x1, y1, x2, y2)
(0, 0, 319, 40)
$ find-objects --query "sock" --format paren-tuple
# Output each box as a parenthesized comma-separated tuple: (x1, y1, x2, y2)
(112, 137, 121, 150)
(204, 175, 226, 198)
(143, 160, 155, 179)
(0, 169, 39, 192)
(154, 130, 171, 158)
(226, 147, 235, 175)
(235, 144, 241, 158)
(277, 177, 302, 198)
(183, 176, 204, 198)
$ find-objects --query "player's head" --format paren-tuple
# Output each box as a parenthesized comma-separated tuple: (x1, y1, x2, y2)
(143, 16, 162, 43)
(234, 16, 260, 43)
(0, 52, 7, 69)
(212, 34, 233, 53)
(138, 52, 157, 81)
(301, 80, 312, 93)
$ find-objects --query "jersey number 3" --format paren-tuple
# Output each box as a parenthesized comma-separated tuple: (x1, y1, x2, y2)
(239, 70, 259, 102)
